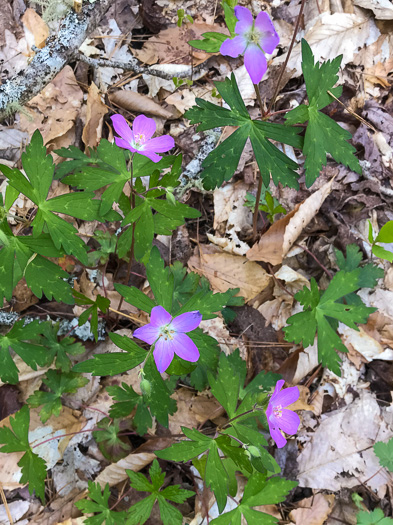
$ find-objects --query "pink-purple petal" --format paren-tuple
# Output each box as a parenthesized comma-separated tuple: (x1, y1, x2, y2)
(234, 5, 253, 24)
(271, 379, 285, 399)
(111, 114, 134, 143)
(168, 332, 200, 362)
(139, 150, 162, 163)
(133, 324, 160, 345)
(150, 305, 172, 327)
(274, 386, 299, 408)
(220, 35, 247, 58)
(153, 338, 174, 373)
(114, 136, 136, 152)
(255, 12, 280, 54)
(244, 44, 267, 84)
(278, 409, 300, 435)
(171, 311, 202, 333)
(235, 19, 252, 37)
(269, 425, 287, 448)
(133, 114, 156, 140)
(141, 135, 175, 154)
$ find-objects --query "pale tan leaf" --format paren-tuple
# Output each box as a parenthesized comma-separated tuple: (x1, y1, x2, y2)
(22, 8, 49, 49)
(275, 13, 380, 76)
(247, 179, 333, 264)
(290, 494, 335, 525)
(109, 90, 176, 119)
(82, 82, 108, 150)
(354, 0, 393, 19)
(188, 245, 270, 302)
(169, 388, 223, 435)
(297, 390, 393, 497)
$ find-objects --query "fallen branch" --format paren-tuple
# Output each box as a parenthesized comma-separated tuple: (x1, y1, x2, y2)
(78, 54, 208, 81)
(0, 0, 112, 122)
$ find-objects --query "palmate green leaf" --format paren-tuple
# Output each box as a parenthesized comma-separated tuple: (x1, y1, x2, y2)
(285, 39, 361, 187)
(143, 355, 177, 427)
(0, 406, 47, 501)
(73, 332, 147, 375)
(93, 418, 132, 461)
(374, 438, 393, 472)
(210, 472, 297, 525)
(0, 221, 73, 305)
(107, 383, 153, 434)
(284, 270, 377, 375)
(356, 508, 393, 525)
(185, 74, 303, 190)
(73, 290, 110, 342)
(27, 370, 88, 423)
(126, 459, 194, 525)
(189, 31, 228, 52)
(0, 320, 49, 384)
(75, 481, 127, 525)
(188, 329, 220, 390)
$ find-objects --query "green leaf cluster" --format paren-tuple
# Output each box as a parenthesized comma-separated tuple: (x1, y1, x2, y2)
(368, 220, 393, 263)
(75, 481, 127, 525)
(186, 74, 303, 190)
(27, 370, 88, 423)
(244, 190, 287, 223)
(374, 437, 393, 472)
(73, 290, 110, 341)
(285, 40, 361, 186)
(0, 406, 47, 501)
(284, 246, 380, 375)
(356, 508, 393, 525)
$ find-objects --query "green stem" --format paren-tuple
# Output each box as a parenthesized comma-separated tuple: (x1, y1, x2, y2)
(220, 406, 259, 430)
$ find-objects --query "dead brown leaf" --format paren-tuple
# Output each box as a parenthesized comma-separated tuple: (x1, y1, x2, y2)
(188, 244, 270, 302)
(82, 82, 108, 150)
(22, 8, 49, 49)
(19, 66, 83, 149)
(247, 179, 334, 264)
(289, 493, 335, 525)
(132, 22, 228, 65)
(109, 90, 177, 119)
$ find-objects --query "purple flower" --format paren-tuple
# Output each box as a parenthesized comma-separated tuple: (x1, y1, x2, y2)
(220, 6, 279, 84)
(133, 306, 202, 373)
(111, 114, 175, 163)
(266, 380, 300, 448)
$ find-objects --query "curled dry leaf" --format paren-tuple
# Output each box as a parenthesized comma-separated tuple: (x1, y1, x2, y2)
(354, 0, 393, 20)
(22, 8, 49, 50)
(297, 390, 393, 497)
(188, 244, 270, 302)
(95, 439, 172, 487)
(247, 179, 334, 264)
(289, 493, 335, 525)
(109, 90, 177, 119)
(82, 82, 108, 150)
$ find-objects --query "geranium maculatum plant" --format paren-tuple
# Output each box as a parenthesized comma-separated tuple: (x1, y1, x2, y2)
(0, 0, 383, 523)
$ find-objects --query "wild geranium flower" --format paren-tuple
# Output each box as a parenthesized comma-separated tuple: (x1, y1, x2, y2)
(111, 114, 175, 163)
(266, 380, 300, 448)
(133, 306, 202, 373)
(220, 6, 279, 84)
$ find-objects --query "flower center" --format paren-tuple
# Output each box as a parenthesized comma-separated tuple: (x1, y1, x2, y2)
(133, 133, 146, 148)
(273, 404, 283, 418)
(245, 26, 263, 46)
(158, 324, 176, 341)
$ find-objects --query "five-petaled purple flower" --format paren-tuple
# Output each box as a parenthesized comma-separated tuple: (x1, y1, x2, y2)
(266, 380, 300, 448)
(111, 114, 175, 163)
(220, 6, 279, 84)
(133, 306, 202, 373)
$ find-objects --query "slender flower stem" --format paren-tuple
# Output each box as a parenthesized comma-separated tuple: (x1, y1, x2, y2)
(267, 0, 307, 115)
(295, 242, 333, 279)
(252, 174, 264, 241)
(220, 407, 259, 430)
(253, 83, 264, 118)
(31, 428, 105, 449)
(117, 154, 136, 314)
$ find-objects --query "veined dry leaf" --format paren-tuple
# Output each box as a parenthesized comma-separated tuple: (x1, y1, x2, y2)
(188, 245, 270, 302)
(82, 82, 108, 150)
(297, 390, 393, 497)
(275, 13, 380, 76)
(247, 179, 334, 264)
(0, 500, 30, 524)
(290, 494, 335, 525)
(96, 439, 171, 487)
(354, 0, 393, 19)
(109, 90, 176, 119)
(22, 8, 49, 49)
(132, 22, 228, 65)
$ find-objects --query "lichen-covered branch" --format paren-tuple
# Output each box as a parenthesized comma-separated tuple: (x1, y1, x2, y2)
(78, 54, 208, 81)
(0, 0, 112, 122)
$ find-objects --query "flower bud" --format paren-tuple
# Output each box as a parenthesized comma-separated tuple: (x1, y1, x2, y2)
(140, 378, 152, 398)
(247, 445, 261, 458)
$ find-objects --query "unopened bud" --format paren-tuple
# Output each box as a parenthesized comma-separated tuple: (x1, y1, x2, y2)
(247, 446, 261, 458)
(140, 378, 152, 398)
